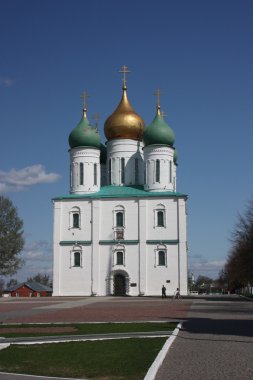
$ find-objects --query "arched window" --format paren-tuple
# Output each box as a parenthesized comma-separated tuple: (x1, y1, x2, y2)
(116, 251, 124, 265)
(73, 213, 79, 228)
(94, 163, 97, 186)
(158, 251, 165, 266)
(157, 211, 164, 227)
(80, 163, 84, 185)
(154, 204, 166, 228)
(69, 207, 81, 230)
(116, 212, 124, 227)
(156, 160, 160, 182)
(74, 251, 81, 267)
(121, 158, 125, 184)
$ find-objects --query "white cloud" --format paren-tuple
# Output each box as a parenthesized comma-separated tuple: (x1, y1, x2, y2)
(0, 164, 61, 192)
(0, 77, 14, 87)
(189, 258, 226, 279)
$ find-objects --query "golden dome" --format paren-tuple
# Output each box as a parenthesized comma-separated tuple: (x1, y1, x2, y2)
(104, 86, 145, 141)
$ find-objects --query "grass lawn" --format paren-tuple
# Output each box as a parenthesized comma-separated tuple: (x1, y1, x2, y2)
(0, 338, 167, 379)
(0, 322, 176, 338)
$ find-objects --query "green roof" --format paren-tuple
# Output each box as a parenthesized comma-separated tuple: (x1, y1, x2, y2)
(68, 114, 101, 149)
(53, 185, 187, 200)
(143, 113, 175, 147)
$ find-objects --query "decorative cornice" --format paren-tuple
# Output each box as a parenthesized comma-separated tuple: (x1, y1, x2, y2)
(146, 240, 178, 244)
(59, 241, 92, 246)
(99, 240, 139, 245)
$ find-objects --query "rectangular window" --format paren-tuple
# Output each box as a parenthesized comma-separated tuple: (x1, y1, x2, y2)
(135, 158, 139, 184)
(73, 213, 80, 228)
(80, 163, 84, 185)
(116, 251, 124, 265)
(116, 212, 124, 227)
(109, 159, 112, 185)
(94, 163, 97, 186)
(169, 161, 172, 183)
(157, 211, 164, 227)
(156, 160, 160, 182)
(144, 163, 146, 185)
(74, 251, 81, 267)
(121, 158, 125, 184)
(158, 251, 165, 266)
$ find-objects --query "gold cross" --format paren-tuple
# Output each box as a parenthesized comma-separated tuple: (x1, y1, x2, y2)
(93, 112, 99, 128)
(80, 90, 90, 109)
(119, 65, 131, 87)
(154, 88, 163, 107)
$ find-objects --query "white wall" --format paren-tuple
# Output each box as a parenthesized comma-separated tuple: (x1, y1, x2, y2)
(70, 147, 100, 194)
(106, 139, 144, 186)
(144, 145, 175, 192)
(53, 196, 188, 296)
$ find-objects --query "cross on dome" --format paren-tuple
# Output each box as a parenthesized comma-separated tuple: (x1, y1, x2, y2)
(80, 90, 90, 118)
(93, 112, 99, 130)
(119, 65, 131, 88)
(154, 88, 163, 115)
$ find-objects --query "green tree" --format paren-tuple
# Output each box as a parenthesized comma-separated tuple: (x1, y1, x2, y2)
(222, 198, 253, 291)
(27, 273, 51, 287)
(0, 196, 25, 276)
(195, 275, 213, 293)
(6, 278, 18, 288)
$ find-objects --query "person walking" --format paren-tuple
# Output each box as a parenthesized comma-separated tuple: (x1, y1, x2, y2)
(162, 285, 166, 298)
(174, 287, 180, 299)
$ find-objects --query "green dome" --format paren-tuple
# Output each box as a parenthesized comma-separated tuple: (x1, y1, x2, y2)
(69, 114, 101, 149)
(100, 143, 107, 164)
(143, 111, 175, 147)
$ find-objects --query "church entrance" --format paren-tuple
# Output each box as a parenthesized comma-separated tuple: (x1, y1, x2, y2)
(114, 274, 126, 296)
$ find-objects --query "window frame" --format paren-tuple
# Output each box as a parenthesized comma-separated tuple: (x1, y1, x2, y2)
(112, 244, 125, 267)
(70, 245, 83, 268)
(69, 207, 81, 230)
(73, 213, 80, 228)
(154, 204, 166, 228)
(154, 244, 167, 267)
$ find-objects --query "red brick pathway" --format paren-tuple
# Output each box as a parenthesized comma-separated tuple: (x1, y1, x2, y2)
(0, 297, 192, 323)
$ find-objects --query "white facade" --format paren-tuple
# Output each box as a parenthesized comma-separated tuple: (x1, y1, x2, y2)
(53, 89, 188, 297)
(53, 195, 188, 296)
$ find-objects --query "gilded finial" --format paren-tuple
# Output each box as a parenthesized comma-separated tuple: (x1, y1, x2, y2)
(93, 112, 99, 131)
(119, 65, 130, 90)
(80, 90, 90, 118)
(154, 88, 163, 116)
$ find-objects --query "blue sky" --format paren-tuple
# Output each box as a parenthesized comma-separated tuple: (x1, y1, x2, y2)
(1, 0, 253, 283)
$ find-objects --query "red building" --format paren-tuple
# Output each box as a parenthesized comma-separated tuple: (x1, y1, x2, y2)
(5, 282, 52, 297)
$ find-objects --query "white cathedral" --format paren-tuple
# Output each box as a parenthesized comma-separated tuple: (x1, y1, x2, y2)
(53, 67, 188, 296)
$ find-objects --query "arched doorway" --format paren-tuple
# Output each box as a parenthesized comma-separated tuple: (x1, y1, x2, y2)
(114, 273, 126, 296)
